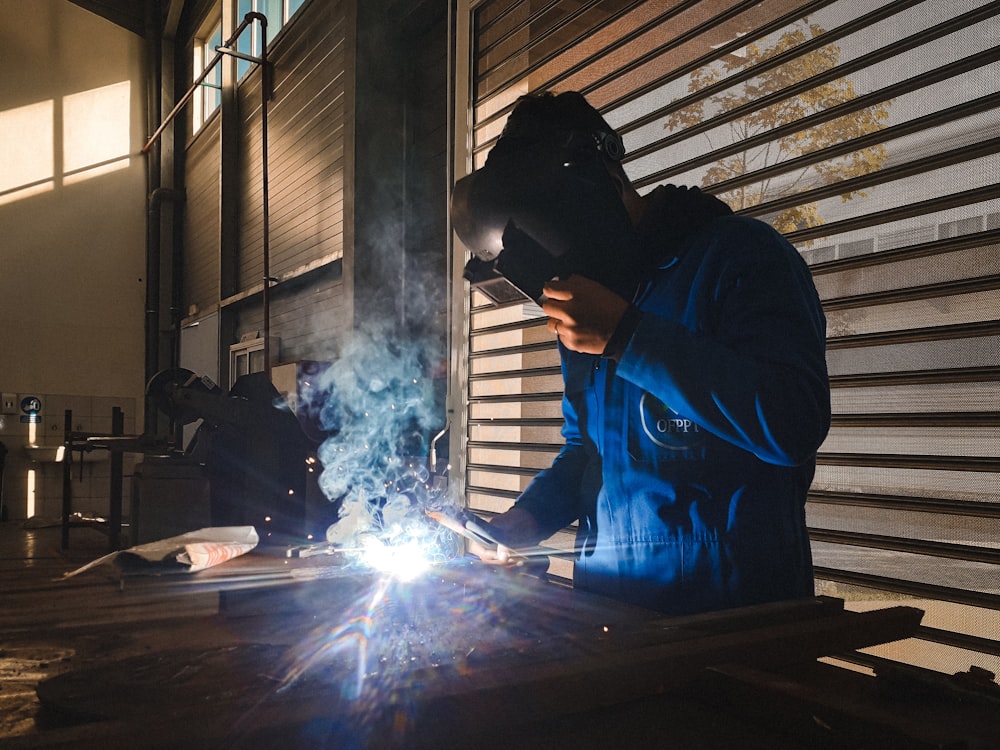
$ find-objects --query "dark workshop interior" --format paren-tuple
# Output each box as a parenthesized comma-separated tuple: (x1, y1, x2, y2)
(0, 0, 998, 747)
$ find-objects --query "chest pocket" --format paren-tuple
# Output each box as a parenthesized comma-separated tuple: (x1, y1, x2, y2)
(628, 390, 707, 463)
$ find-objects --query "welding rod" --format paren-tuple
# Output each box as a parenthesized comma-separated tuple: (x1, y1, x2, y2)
(425, 509, 576, 560)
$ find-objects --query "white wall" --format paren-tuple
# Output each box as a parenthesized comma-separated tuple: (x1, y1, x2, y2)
(0, 0, 147, 519)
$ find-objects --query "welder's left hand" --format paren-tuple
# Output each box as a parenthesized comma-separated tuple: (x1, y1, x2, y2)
(466, 506, 539, 567)
(542, 275, 629, 354)
(467, 538, 522, 567)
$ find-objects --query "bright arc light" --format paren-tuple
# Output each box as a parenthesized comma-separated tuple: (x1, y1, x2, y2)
(359, 535, 432, 582)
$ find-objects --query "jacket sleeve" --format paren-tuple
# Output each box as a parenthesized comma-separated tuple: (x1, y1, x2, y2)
(510, 372, 592, 539)
(617, 218, 830, 467)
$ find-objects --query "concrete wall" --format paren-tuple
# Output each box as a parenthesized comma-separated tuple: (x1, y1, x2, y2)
(0, 0, 147, 519)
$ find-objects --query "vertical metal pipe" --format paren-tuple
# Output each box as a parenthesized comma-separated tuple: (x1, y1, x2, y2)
(258, 15, 271, 379)
(61, 410, 73, 550)
(143, 12, 271, 377)
(144, 0, 163, 436)
(109, 407, 124, 552)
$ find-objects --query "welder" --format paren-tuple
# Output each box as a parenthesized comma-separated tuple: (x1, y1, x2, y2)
(451, 91, 831, 615)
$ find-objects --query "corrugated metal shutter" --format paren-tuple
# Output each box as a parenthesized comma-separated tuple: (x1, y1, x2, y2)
(182, 0, 350, 363)
(183, 114, 222, 314)
(236, 0, 347, 290)
(459, 0, 999, 678)
(230, 0, 350, 355)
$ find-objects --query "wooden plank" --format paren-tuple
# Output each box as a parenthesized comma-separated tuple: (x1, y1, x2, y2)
(404, 603, 925, 746)
(694, 660, 999, 750)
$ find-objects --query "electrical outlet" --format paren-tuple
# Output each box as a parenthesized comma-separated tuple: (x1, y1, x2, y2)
(1, 393, 16, 415)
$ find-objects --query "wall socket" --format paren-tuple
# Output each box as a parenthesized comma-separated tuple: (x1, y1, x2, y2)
(2, 393, 17, 414)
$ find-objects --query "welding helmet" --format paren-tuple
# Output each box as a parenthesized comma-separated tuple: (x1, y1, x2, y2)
(452, 92, 639, 304)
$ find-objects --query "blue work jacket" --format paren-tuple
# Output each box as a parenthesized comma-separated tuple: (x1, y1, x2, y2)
(516, 207, 830, 615)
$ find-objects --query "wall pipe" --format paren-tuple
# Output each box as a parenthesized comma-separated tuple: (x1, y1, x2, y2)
(143, 12, 273, 378)
(144, 0, 163, 436)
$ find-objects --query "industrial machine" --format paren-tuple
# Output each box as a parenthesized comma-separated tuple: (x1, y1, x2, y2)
(142, 367, 332, 543)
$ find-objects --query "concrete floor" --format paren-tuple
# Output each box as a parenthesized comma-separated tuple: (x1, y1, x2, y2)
(0, 521, 238, 744)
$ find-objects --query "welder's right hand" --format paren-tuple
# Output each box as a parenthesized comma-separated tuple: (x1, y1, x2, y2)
(542, 275, 629, 355)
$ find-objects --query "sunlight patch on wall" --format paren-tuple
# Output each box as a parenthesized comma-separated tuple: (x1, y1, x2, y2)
(0, 100, 54, 205)
(63, 81, 131, 184)
(0, 80, 131, 205)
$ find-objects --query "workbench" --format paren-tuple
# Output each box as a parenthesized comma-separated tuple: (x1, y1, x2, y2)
(3, 525, 998, 749)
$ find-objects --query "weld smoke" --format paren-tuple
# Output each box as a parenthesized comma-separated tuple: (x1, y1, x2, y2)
(312, 325, 450, 548)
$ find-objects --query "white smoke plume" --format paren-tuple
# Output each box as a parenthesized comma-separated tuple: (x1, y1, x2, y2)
(313, 326, 451, 551)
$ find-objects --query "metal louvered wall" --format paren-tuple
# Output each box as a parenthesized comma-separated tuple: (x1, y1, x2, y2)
(182, 0, 349, 366)
(456, 0, 999, 680)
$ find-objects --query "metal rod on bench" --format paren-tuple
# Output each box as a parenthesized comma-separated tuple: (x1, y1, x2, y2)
(109, 407, 124, 552)
(61, 410, 72, 550)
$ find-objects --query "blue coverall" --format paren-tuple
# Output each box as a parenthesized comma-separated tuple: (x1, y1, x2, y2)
(515, 187, 831, 615)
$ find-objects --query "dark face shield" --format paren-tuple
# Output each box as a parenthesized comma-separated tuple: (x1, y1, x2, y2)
(451, 139, 638, 305)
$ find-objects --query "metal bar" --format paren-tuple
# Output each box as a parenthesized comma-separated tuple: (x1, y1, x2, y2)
(744, 135, 1000, 219)
(829, 412, 1000, 427)
(258, 14, 271, 380)
(811, 228, 1000, 275)
(61, 410, 72, 550)
(822, 274, 1000, 311)
(829, 366, 1000, 388)
(467, 462, 544, 477)
(809, 528, 1000, 566)
(215, 46, 263, 65)
(466, 486, 522, 502)
(705, 91, 1000, 200)
(470, 417, 563, 428)
(816, 453, 998, 472)
(626, 1, 1000, 174)
(468, 365, 561, 382)
(467, 440, 562, 453)
(783, 183, 1000, 244)
(468, 391, 563, 404)
(825, 319, 1000, 349)
(108, 407, 124, 552)
(914, 624, 1000, 659)
(808, 490, 1000, 519)
(469, 340, 556, 359)
(813, 566, 1000, 610)
(470, 316, 547, 337)
(142, 12, 263, 154)
(839, 644, 1000, 678)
